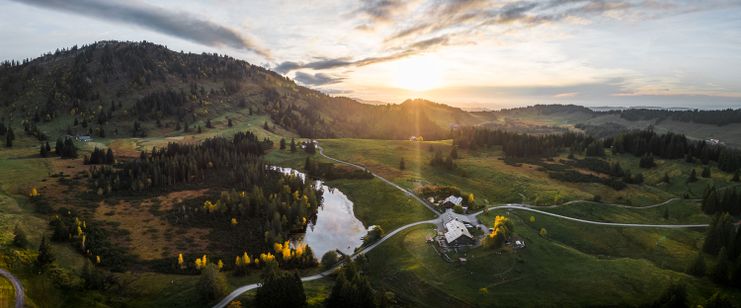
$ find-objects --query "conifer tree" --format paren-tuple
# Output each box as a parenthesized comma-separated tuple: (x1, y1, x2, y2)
(36, 235, 55, 268)
(13, 224, 28, 248)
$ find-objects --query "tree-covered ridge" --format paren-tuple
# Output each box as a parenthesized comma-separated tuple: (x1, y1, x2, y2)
(454, 126, 741, 174)
(607, 129, 741, 173)
(617, 108, 741, 126)
(0, 40, 463, 140)
(452, 126, 594, 157)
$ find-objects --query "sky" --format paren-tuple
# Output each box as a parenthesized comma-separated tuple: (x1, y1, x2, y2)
(1, 0, 741, 110)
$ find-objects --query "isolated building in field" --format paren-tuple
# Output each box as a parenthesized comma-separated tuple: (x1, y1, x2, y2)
(444, 219, 475, 246)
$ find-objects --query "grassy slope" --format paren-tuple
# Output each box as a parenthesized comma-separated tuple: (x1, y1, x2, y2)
(318, 138, 680, 206)
(366, 215, 738, 307)
(317, 137, 740, 306)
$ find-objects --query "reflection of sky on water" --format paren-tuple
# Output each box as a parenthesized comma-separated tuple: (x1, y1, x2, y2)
(304, 185, 367, 257)
(273, 166, 367, 258)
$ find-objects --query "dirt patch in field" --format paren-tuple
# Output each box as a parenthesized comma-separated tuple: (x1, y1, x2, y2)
(94, 196, 210, 261)
(156, 189, 209, 211)
(108, 139, 142, 158)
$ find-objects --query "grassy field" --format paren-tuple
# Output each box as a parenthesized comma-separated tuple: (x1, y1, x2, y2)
(328, 179, 437, 231)
(365, 214, 737, 307)
(0, 276, 14, 308)
(318, 139, 685, 206)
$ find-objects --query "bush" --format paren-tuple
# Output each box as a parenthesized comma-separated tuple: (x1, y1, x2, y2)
(321, 251, 339, 270)
(363, 225, 384, 246)
(198, 264, 228, 302)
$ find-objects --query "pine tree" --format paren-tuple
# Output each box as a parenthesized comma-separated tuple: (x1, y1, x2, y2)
(227, 118, 233, 127)
(733, 170, 740, 182)
(5, 127, 13, 147)
(13, 224, 28, 248)
(206, 119, 213, 129)
(713, 247, 731, 284)
(36, 235, 55, 268)
(702, 166, 712, 178)
(686, 251, 705, 276)
(450, 147, 459, 159)
(290, 138, 297, 152)
(399, 157, 405, 170)
(280, 138, 286, 150)
(255, 262, 307, 308)
(687, 169, 698, 183)
(662, 172, 670, 184)
(106, 148, 115, 164)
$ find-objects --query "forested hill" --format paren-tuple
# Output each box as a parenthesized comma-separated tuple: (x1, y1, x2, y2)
(0, 41, 477, 140)
(486, 104, 741, 127)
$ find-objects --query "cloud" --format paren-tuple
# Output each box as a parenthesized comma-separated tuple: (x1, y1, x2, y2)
(352, 0, 419, 30)
(293, 72, 345, 86)
(13, 0, 271, 58)
(275, 35, 450, 74)
(355, 0, 406, 22)
(384, 0, 710, 42)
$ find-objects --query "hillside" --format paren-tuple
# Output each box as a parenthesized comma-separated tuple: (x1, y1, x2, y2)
(0, 41, 481, 141)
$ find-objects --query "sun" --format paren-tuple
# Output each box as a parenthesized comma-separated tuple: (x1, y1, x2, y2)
(391, 55, 444, 92)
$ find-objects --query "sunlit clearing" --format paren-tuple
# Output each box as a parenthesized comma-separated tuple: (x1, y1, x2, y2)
(392, 55, 444, 91)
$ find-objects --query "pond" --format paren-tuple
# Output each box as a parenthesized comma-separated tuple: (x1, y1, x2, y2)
(273, 167, 368, 259)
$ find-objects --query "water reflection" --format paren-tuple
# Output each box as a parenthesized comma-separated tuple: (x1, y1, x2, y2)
(273, 166, 368, 258)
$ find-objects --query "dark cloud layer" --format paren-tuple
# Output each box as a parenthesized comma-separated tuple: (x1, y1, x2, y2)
(275, 35, 450, 74)
(293, 72, 345, 86)
(14, 0, 270, 58)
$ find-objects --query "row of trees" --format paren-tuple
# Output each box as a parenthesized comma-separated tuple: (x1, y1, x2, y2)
(452, 127, 593, 158)
(84, 147, 115, 165)
(608, 129, 741, 173)
(88, 132, 273, 193)
(693, 213, 741, 287)
(702, 186, 741, 215)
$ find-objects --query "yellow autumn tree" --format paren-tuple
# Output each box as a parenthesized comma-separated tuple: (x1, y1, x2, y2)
(96, 255, 101, 264)
(273, 242, 283, 253)
(295, 243, 305, 257)
(195, 258, 203, 270)
(29, 187, 39, 198)
(243, 252, 251, 265)
(178, 253, 185, 269)
(217, 259, 224, 271)
(260, 252, 275, 263)
(227, 300, 243, 308)
(230, 218, 238, 225)
(468, 193, 475, 204)
(282, 246, 292, 260)
(201, 254, 208, 266)
(486, 215, 513, 249)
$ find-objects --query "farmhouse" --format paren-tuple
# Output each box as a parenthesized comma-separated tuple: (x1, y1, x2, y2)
(441, 195, 463, 208)
(76, 135, 93, 142)
(444, 218, 475, 246)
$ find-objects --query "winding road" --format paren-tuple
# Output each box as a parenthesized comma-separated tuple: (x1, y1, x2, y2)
(0, 269, 24, 308)
(212, 142, 710, 308)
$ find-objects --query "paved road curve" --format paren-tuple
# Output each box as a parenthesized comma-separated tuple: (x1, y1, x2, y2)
(212, 219, 438, 308)
(0, 269, 24, 308)
(213, 143, 710, 307)
(471, 204, 709, 229)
